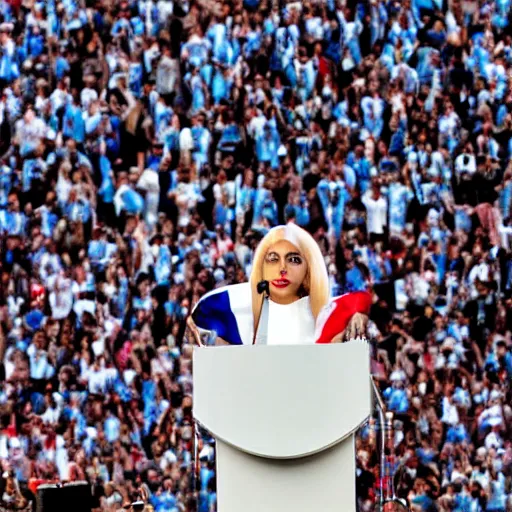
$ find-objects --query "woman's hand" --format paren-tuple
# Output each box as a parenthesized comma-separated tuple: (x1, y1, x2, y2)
(331, 313, 368, 343)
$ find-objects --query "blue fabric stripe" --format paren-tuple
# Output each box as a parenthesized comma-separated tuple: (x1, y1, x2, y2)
(192, 290, 244, 345)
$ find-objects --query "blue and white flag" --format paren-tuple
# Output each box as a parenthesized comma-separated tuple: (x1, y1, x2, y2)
(191, 282, 253, 345)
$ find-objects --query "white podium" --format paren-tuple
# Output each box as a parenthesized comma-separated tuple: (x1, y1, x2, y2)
(193, 341, 371, 512)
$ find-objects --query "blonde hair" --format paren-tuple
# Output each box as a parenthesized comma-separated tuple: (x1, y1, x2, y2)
(250, 224, 330, 331)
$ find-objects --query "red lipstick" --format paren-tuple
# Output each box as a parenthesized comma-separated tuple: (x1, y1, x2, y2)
(271, 279, 290, 288)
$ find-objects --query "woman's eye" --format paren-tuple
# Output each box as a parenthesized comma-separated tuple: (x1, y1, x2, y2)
(289, 256, 303, 265)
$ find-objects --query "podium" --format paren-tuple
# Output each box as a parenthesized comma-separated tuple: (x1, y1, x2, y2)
(193, 340, 371, 512)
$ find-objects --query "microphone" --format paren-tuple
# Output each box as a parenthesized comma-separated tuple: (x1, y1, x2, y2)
(257, 280, 269, 296)
(252, 280, 270, 344)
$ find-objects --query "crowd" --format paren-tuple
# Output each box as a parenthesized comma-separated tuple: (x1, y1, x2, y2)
(0, 0, 511, 510)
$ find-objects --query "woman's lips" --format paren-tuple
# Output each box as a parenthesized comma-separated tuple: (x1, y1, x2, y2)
(271, 279, 290, 288)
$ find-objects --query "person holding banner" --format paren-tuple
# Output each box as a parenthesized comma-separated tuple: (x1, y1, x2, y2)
(189, 223, 372, 346)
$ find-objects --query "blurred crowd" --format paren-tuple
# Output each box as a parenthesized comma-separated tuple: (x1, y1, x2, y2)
(0, 0, 511, 510)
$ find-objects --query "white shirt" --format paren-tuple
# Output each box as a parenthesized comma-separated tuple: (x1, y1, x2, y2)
(438, 111, 460, 136)
(41, 406, 60, 425)
(27, 344, 54, 380)
(160, 449, 178, 472)
(485, 431, 503, 450)
(56, 435, 69, 481)
(362, 192, 388, 235)
(454, 153, 476, 175)
(80, 88, 98, 110)
(441, 396, 459, 425)
(468, 262, 489, 298)
(137, 168, 160, 228)
(157, 0, 174, 24)
(156, 55, 180, 95)
(0, 435, 8, 459)
(56, 175, 72, 205)
(48, 275, 73, 320)
(213, 181, 236, 207)
(88, 367, 107, 394)
(49, 89, 72, 114)
(263, 296, 316, 345)
(248, 113, 267, 138)
(499, 225, 512, 251)
(15, 116, 48, 146)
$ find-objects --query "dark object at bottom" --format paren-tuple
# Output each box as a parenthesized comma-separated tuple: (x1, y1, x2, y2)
(36, 485, 59, 512)
(37, 482, 92, 512)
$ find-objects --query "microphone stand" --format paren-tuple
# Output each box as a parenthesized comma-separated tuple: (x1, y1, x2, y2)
(369, 341, 410, 512)
(186, 315, 204, 499)
(371, 375, 388, 511)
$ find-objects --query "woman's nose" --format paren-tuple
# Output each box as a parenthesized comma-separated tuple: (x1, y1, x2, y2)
(280, 268, 287, 276)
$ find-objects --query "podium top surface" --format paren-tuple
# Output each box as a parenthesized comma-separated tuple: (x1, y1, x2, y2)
(193, 340, 371, 459)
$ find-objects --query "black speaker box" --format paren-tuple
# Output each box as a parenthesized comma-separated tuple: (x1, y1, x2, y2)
(37, 482, 91, 512)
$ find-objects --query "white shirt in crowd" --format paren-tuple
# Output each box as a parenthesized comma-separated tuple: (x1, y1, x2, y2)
(137, 168, 160, 229)
(468, 261, 490, 299)
(441, 395, 460, 426)
(48, 274, 73, 320)
(362, 191, 388, 235)
(454, 153, 476, 175)
(80, 87, 98, 110)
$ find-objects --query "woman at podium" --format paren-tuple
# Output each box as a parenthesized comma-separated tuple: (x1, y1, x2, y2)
(189, 223, 372, 345)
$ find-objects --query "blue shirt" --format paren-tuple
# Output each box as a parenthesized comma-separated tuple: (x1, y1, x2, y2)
(152, 492, 178, 512)
(104, 415, 121, 443)
(0, 210, 26, 236)
(384, 387, 409, 413)
(63, 104, 85, 143)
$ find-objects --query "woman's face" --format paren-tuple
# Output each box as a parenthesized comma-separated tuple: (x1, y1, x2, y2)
(263, 239, 307, 304)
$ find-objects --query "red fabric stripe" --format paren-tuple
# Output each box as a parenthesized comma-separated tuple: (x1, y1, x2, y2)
(315, 291, 372, 343)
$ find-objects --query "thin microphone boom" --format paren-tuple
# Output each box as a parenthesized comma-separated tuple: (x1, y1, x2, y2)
(252, 280, 269, 345)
